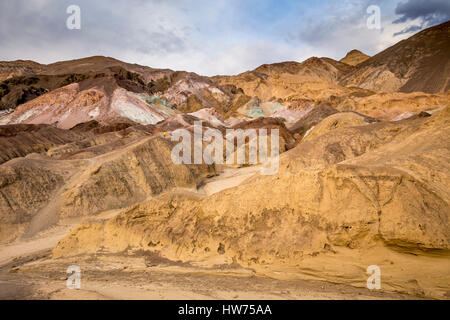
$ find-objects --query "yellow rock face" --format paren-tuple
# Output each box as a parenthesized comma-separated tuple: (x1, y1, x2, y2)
(340, 50, 371, 66)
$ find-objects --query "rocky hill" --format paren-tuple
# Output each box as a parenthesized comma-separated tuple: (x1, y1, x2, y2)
(340, 21, 450, 93)
(340, 49, 370, 66)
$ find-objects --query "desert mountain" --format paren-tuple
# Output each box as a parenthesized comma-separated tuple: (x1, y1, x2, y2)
(0, 122, 216, 243)
(2, 21, 449, 130)
(0, 57, 249, 129)
(0, 124, 90, 165)
(252, 57, 355, 81)
(340, 49, 370, 66)
(0, 21, 449, 299)
(0, 56, 172, 82)
(212, 57, 356, 103)
(0, 57, 171, 118)
(341, 20, 450, 93)
(0, 60, 44, 82)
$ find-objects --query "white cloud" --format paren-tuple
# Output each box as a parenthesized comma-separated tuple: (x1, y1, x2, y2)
(0, 0, 444, 76)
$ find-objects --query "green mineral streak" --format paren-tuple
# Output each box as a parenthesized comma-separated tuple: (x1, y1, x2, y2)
(135, 94, 176, 116)
(246, 99, 264, 118)
(148, 96, 173, 109)
(247, 108, 265, 118)
(137, 94, 173, 108)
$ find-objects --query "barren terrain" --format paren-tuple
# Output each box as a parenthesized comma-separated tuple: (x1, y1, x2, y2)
(0, 167, 423, 300)
(0, 21, 449, 300)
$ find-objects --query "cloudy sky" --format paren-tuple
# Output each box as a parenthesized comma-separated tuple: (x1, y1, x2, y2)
(0, 0, 448, 76)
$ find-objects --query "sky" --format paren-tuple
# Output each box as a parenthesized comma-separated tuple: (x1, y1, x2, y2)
(0, 0, 449, 76)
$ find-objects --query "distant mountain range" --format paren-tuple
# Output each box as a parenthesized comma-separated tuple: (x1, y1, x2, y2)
(1, 21, 449, 130)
